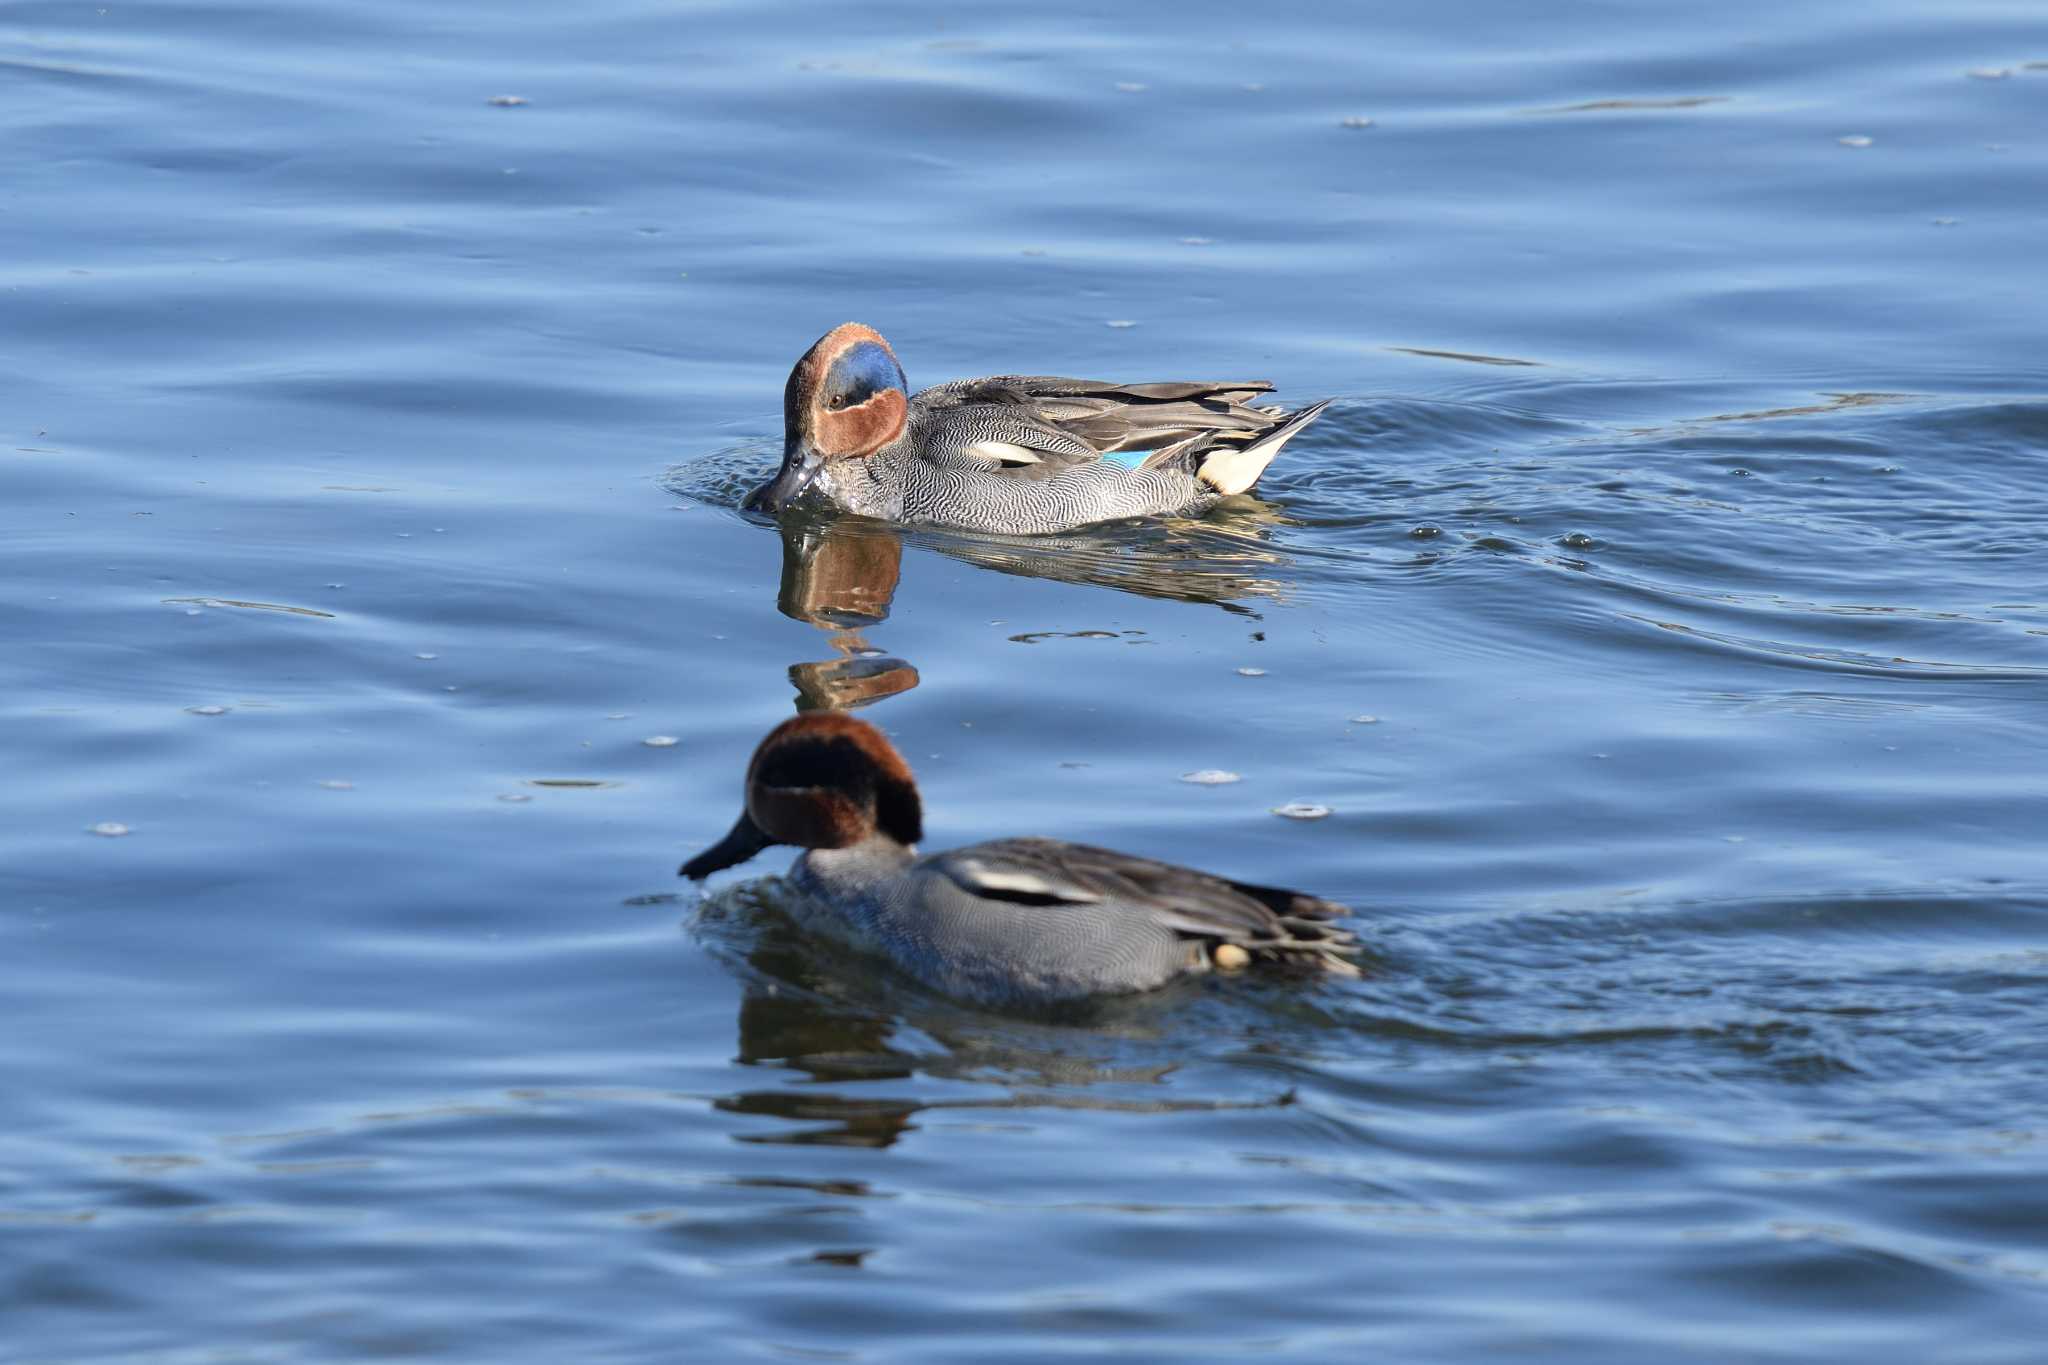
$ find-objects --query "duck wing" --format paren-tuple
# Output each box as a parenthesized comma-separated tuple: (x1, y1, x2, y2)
(913, 376, 1303, 482)
(925, 837, 1360, 971)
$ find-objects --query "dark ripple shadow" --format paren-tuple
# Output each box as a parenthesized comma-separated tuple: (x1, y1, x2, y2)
(1614, 610, 2048, 683)
(1321, 885, 2048, 1100)
(1251, 386, 2048, 683)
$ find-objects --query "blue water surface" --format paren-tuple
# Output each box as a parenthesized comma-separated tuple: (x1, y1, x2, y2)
(5, 0, 2048, 1360)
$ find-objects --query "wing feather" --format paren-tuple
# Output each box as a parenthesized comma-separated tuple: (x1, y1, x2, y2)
(911, 375, 1310, 484)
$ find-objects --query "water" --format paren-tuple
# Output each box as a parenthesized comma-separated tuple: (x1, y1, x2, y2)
(6, 0, 2048, 1358)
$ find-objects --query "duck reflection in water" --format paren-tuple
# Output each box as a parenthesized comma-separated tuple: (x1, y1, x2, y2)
(774, 499, 1301, 716)
(703, 881, 1291, 1150)
(776, 514, 920, 711)
(917, 503, 1297, 617)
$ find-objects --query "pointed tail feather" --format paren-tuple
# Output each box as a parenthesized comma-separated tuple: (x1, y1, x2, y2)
(1195, 399, 1331, 496)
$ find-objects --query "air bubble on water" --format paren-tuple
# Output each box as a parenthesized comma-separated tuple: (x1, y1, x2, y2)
(1106, 319, 1138, 329)
(606, 713, 631, 721)
(1560, 531, 1599, 549)
(319, 780, 354, 791)
(89, 822, 130, 837)
(185, 705, 229, 716)
(415, 652, 438, 660)
(487, 95, 529, 107)
(1181, 769, 1242, 786)
(1350, 715, 1380, 725)
(643, 735, 679, 748)
(497, 793, 533, 803)
(1838, 135, 1873, 148)
(1237, 667, 1268, 677)
(1114, 82, 1147, 93)
(1179, 236, 1214, 246)
(1967, 68, 2011, 80)
(1339, 116, 1376, 129)
(1409, 524, 1442, 539)
(1273, 803, 1332, 821)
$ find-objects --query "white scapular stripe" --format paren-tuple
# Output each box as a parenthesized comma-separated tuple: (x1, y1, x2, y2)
(963, 440, 1044, 465)
(953, 859, 1102, 903)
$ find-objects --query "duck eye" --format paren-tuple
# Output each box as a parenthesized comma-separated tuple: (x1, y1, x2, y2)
(825, 395, 843, 410)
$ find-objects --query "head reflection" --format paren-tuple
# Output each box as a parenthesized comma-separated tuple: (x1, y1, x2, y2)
(772, 502, 1298, 713)
(776, 515, 920, 712)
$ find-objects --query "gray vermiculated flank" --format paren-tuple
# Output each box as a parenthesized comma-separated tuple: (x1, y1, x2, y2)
(814, 374, 1329, 534)
(782, 833, 1358, 1010)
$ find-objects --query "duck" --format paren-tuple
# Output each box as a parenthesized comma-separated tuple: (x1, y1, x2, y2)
(680, 712, 1361, 1011)
(745, 323, 1331, 535)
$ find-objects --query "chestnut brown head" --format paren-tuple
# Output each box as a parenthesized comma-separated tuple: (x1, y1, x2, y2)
(680, 712, 923, 879)
(745, 324, 910, 515)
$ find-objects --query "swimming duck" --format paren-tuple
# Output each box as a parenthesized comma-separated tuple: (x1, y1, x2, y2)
(746, 323, 1331, 535)
(681, 712, 1360, 1010)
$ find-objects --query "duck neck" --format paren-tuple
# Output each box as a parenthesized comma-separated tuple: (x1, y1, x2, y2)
(796, 832, 916, 896)
(820, 448, 906, 519)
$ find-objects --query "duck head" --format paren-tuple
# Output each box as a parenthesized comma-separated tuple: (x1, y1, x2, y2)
(746, 323, 910, 514)
(681, 712, 924, 878)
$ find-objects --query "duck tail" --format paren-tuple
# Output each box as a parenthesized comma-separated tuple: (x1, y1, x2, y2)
(1211, 917, 1365, 978)
(1215, 877, 1365, 977)
(1194, 399, 1331, 496)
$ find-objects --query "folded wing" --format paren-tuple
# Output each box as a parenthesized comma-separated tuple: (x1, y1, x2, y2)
(915, 376, 1320, 492)
(927, 836, 1361, 973)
